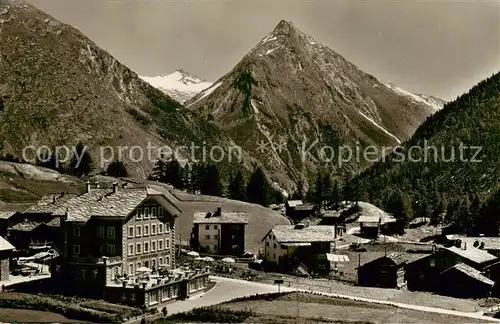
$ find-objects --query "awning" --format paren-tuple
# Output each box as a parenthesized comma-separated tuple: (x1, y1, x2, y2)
(282, 242, 312, 247)
(326, 254, 350, 262)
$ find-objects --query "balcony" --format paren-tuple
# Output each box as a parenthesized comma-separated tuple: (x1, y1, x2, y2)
(70, 255, 122, 265)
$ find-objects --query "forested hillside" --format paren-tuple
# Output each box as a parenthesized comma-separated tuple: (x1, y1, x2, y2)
(354, 72, 500, 235)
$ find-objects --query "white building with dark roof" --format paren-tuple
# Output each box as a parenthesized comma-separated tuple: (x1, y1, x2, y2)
(191, 207, 248, 256)
(261, 223, 336, 274)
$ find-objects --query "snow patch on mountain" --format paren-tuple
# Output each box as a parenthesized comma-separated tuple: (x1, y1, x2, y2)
(140, 70, 212, 103)
(358, 111, 402, 144)
(384, 83, 445, 110)
(187, 81, 222, 107)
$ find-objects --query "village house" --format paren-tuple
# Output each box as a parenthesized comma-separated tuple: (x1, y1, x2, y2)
(357, 253, 407, 288)
(285, 200, 303, 217)
(46, 182, 209, 307)
(358, 214, 397, 237)
(190, 208, 248, 256)
(405, 244, 498, 296)
(261, 223, 337, 275)
(0, 236, 14, 281)
(439, 263, 494, 298)
(6, 193, 75, 251)
(290, 204, 319, 222)
(446, 236, 500, 257)
(0, 211, 22, 236)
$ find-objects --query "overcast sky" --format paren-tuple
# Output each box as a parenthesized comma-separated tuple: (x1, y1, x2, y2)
(28, 0, 499, 101)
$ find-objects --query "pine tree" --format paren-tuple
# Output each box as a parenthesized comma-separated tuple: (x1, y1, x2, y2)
(246, 167, 271, 206)
(330, 181, 342, 209)
(165, 159, 183, 189)
(322, 174, 332, 208)
(106, 161, 128, 177)
(228, 171, 246, 201)
(68, 142, 92, 177)
(387, 190, 412, 233)
(200, 164, 222, 196)
(294, 179, 304, 201)
(314, 172, 324, 206)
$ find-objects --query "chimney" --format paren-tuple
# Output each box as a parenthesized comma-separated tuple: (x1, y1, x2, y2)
(215, 207, 221, 216)
(112, 182, 118, 193)
(464, 242, 467, 250)
(52, 196, 56, 203)
(86, 180, 91, 193)
(306, 220, 310, 227)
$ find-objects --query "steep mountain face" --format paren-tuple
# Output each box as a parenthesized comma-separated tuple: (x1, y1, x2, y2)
(384, 83, 446, 111)
(140, 70, 212, 104)
(355, 72, 500, 217)
(0, 0, 231, 177)
(186, 20, 439, 189)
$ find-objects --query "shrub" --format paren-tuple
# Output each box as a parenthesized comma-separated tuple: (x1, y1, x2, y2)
(162, 306, 254, 323)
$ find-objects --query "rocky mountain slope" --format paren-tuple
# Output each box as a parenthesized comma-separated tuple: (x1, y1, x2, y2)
(186, 20, 441, 189)
(0, 0, 233, 177)
(384, 83, 446, 111)
(356, 71, 500, 216)
(140, 70, 212, 104)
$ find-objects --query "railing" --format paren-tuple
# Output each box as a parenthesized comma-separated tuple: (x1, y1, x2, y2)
(70, 255, 122, 264)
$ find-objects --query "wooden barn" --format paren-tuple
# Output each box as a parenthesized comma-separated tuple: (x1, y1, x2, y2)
(357, 252, 407, 288)
(438, 263, 494, 298)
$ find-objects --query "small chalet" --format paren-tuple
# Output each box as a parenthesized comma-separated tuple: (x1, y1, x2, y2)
(358, 215, 380, 237)
(405, 244, 498, 293)
(0, 236, 14, 281)
(357, 253, 407, 288)
(262, 223, 336, 274)
(290, 204, 318, 222)
(191, 208, 248, 256)
(447, 236, 500, 257)
(438, 263, 494, 298)
(285, 200, 303, 217)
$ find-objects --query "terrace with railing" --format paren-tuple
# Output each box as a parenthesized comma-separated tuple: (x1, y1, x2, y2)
(107, 265, 210, 290)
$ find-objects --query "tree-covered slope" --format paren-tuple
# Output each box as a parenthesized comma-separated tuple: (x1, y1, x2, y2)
(355, 72, 500, 232)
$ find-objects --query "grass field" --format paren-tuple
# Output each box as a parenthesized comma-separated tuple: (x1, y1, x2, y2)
(222, 292, 491, 323)
(0, 307, 76, 322)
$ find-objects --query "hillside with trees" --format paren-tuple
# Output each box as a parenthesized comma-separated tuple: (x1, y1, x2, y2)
(352, 72, 500, 235)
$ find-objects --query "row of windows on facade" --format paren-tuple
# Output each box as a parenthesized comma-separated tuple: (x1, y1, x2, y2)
(204, 224, 241, 230)
(128, 257, 170, 275)
(203, 234, 239, 240)
(72, 222, 171, 239)
(69, 256, 171, 280)
(136, 205, 165, 220)
(128, 238, 170, 256)
(266, 241, 287, 249)
(129, 223, 170, 238)
(146, 283, 178, 305)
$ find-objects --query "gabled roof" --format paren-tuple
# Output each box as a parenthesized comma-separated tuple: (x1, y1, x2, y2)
(358, 215, 380, 223)
(294, 204, 316, 211)
(11, 221, 42, 232)
(441, 263, 494, 286)
(286, 200, 303, 207)
(193, 211, 248, 224)
(359, 252, 407, 268)
(263, 225, 335, 243)
(23, 194, 77, 214)
(445, 246, 497, 265)
(0, 211, 18, 220)
(0, 237, 14, 251)
(51, 187, 181, 222)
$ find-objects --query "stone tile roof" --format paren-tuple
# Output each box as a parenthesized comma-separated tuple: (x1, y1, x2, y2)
(265, 225, 335, 243)
(294, 204, 316, 211)
(286, 200, 303, 207)
(0, 211, 18, 220)
(11, 221, 42, 232)
(446, 246, 497, 265)
(386, 252, 407, 266)
(441, 263, 494, 286)
(23, 194, 77, 214)
(193, 211, 248, 224)
(49, 187, 181, 222)
(0, 236, 14, 251)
